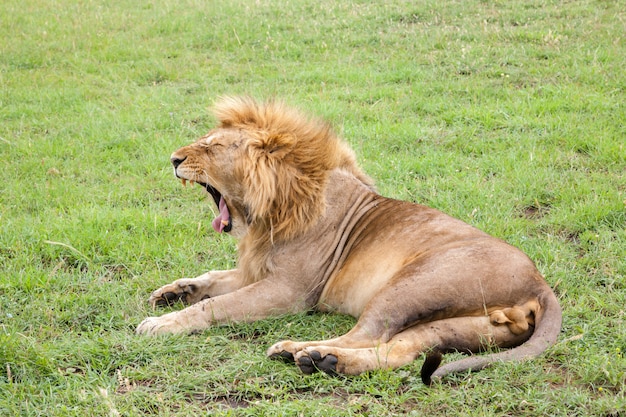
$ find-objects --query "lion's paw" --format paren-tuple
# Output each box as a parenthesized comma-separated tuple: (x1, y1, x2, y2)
(136, 313, 186, 336)
(148, 279, 209, 309)
(267, 341, 298, 362)
(295, 348, 338, 376)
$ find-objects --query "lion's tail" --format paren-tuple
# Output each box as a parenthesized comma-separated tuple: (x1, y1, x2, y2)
(422, 289, 562, 385)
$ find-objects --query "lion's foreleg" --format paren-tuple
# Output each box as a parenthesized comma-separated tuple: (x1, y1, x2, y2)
(147, 269, 245, 308)
(137, 278, 309, 335)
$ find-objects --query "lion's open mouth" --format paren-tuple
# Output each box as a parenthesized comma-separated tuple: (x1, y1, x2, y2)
(181, 178, 232, 233)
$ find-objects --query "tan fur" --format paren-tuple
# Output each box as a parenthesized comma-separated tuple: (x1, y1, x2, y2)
(137, 97, 562, 383)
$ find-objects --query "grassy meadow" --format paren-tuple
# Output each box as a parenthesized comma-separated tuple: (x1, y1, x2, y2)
(1, 0, 625, 415)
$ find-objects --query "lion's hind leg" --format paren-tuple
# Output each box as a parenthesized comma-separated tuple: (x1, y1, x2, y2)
(270, 314, 532, 377)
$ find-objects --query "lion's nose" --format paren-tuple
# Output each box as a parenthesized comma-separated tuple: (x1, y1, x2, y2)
(170, 156, 187, 168)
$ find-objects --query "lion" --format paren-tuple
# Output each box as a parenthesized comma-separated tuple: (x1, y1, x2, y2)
(137, 96, 562, 384)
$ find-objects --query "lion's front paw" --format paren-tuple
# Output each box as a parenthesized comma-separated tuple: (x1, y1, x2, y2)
(148, 278, 210, 309)
(136, 313, 186, 336)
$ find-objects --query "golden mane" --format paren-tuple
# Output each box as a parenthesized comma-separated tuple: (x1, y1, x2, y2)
(213, 96, 370, 243)
(213, 96, 373, 284)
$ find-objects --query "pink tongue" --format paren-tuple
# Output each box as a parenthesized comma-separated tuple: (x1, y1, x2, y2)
(211, 196, 231, 233)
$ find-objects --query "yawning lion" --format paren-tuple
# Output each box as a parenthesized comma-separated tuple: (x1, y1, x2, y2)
(136, 96, 561, 384)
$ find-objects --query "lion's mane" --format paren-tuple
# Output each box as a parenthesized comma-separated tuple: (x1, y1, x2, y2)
(214, 97, 373, 284)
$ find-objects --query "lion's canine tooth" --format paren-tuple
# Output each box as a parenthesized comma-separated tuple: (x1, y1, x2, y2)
(190, 180, 195, 186)
(221, 219, 230, 226)
(181, 178, 187, 187)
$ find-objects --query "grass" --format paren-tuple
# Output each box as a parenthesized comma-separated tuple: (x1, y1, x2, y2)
(1, 0, 624, 415)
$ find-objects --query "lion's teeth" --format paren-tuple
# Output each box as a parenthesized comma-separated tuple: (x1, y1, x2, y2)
(221, 219, 230, 226)
(190, 180, 195, 186)
(181, 178, 187, 187)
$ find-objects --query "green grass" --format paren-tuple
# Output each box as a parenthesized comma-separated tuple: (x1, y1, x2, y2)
(1, 0, 625, 415)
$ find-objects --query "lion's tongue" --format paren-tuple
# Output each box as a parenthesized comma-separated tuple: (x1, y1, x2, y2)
(211, 196, 231, 233)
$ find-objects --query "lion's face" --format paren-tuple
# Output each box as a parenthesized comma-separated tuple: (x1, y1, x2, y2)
(171, 129, 249, 238)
